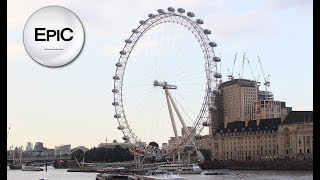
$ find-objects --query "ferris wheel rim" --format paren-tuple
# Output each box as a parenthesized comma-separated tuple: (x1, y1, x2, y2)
(112, 7, 220, 157)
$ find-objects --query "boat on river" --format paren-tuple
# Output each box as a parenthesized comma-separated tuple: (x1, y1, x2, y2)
(203, 169, 230, 175)
(22, 165, 43, 171)
(140, 170, 183, 179)
(157, 163, 202, 174)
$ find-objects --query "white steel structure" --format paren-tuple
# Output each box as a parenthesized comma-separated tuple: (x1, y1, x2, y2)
(112, 7, 221, 160)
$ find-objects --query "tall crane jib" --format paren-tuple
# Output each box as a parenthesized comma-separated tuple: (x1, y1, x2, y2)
(245, 56, 260, 87)
(257, 56, 271, 99)
(227, 52, 237, 80)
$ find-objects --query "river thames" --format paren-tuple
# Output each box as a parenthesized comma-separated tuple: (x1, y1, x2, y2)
(7, 166, 312, 180)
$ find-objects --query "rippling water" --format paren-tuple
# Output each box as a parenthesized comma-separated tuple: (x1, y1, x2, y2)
(7, 166, 312, 180)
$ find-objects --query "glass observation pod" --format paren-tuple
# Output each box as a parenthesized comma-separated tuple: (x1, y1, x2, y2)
(117, 125, 124, 130)
(214, 72, 222, 78)
(196, 19, 204, 24)
(125, 39, 132, 43)
(213, 56, 221, 62)
(139, 20, 146, 25)
(112, 102, 119, 106)
(209, 106, 217, 111)
(209, 42, 217, 47)
(119, 50, 126, 55)
(203, 121, 210, 126)
(132, 29, 139, 33)
(157, 9, 165, 14)
(167, 7, 175, 12)
(195, 134, 202, 139)
(187, 12, 195, 17)
(148, 13, 156, 18)
(177, 8, 185, 13)
(113, 75, 120, 80)
(122, 136, 129, 141)
(112, 89, 119, 93)
(115, 62, 122, 67)
(114, 114, 121, 118)
(203, 29, 211, 34)
(212, 89, 220, 94)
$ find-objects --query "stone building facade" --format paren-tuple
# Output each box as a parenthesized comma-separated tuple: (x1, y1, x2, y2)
(196, 111, 313, 161)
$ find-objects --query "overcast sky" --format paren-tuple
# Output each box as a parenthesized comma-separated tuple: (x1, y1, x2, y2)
(7, 0, 312, 150)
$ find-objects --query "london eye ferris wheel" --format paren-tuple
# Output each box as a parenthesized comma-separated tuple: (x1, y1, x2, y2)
(112, 7, 222, 159)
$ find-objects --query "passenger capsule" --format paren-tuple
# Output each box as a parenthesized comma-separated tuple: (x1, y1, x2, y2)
(177, 8, 185, 13)
(209, 42, 217, 47)
(112, 89, 119, 93)
(214, 72, 222, 78)
(122, 136, 129, 141)
(212, 89, 220, 94)
(195, 134, 202, 139)
(148, 13, 155, 18)
(114, 114, 121, 118)
(196, 19, 204, 24)
(117, 125, 125, 130)
(139, 20, 146, 24)
(187, 12, 195, 17)
(203, 29, 211, 34)
(167, 7, 175, 12)
(112, 102, 119, 106)
(157, 9, 165, 14)
(209, 106, 217, 111)
(125, 39, 132, 43)
(132, 29, 139, 33)
(115, 62, 122, 67)
(203, 121, 210, 126)
(113, 76, 120, 80)
(119, 51, 126, 55)
(213, 56, 221, 62)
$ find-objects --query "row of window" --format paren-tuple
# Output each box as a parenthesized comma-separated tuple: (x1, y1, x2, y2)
(223, 140, 276, 146)
(223, 149, 278, 156)
(222, 135, 276, 141)
(223, 144, 277, 151)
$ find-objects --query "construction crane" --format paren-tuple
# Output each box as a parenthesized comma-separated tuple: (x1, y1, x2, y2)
(246, 57, 260, 87)
(240, 53, 246, 78)
(7, 123, 11, 139)
(227, 53, 237, 80)
(257, 56, 270, 99)
(219, 53, 222, 83)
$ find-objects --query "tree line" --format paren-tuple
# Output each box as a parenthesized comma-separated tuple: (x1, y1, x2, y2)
(71, 142, 212, 163)
(71, 145, 133, 163)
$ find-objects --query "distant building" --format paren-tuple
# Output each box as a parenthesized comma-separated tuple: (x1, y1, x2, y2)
(195, 135, 212, 150)
(255, 100, 282, 120)
(162, 143, 168, 148)
(181, 127, 193, 138)
(258, 90, 274, 101)
(71, 146, 89, 153)
(98, 140, 131, 149)
(55, 144, 71, 156)
(34, 142, 44, 151)
(210, 111, 313, 161)
(219, 79, 258, 128)
(26, 142, 33, 151)
(168, 136, 182, 146)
